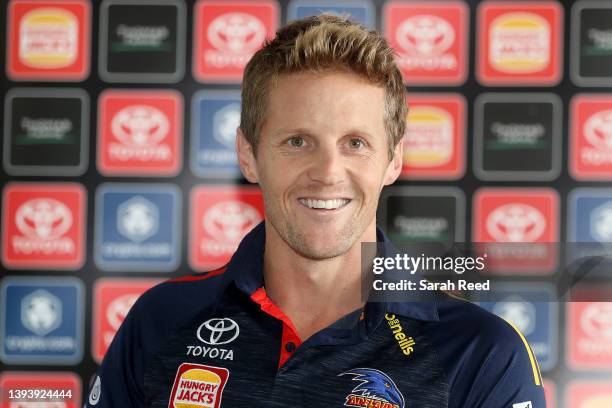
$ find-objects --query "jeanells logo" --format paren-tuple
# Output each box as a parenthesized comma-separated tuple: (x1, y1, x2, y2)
(207, 13, 266, 54)
(16, 199, 73, 241)
(581, 303, 612, 340)
(197, 318, 239, 345)
(21, 289, 62, 336)
(396, 15, 455, 57)
(486, 203, 546, 242)
(203, 201, 262, 244)
(584, 110, 612, 152)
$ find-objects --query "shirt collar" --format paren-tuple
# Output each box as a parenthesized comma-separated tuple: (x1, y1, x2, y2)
(226, 221, 438, 322)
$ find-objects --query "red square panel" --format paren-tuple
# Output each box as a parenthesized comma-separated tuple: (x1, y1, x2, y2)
(570, 94, 612, 180)
(97, 90, 183, 176)
(92, 278, 163, 363)
(384, 1, 468, 85)
(472, 188, 559, 274)
(476, 1, 563, 86)
(567, 295, 612, 370)
(2, 183, 86, 269)
(567, 381, 612, 407)
(543, 379, 556, 408)
(7, 0, 91, 81)
(190, 186, 264, 270)
(192, 0, 279, 83)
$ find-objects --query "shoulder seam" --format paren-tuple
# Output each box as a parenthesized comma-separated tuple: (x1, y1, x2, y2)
(167, 266, 228, 283)
(503, 319, 543, 387)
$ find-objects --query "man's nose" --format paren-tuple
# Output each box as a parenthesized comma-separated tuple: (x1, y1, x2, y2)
(307, 145, 345, 185)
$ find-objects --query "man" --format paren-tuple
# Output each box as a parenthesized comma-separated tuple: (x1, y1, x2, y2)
(85, 15, 545, 408)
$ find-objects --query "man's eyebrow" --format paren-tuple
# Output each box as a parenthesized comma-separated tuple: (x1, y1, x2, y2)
(272, 128, 312, 138)
(271, 128, 376, 139)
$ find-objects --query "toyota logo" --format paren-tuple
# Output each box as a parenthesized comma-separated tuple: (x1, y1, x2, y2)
(197, 318, 240, 345)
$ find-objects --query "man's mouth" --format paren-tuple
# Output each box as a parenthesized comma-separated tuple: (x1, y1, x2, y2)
(298, 198, 351, 210)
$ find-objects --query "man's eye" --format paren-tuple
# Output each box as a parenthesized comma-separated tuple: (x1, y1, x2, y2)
(287, 137, 305, 147)
(349, 138, 364, 149)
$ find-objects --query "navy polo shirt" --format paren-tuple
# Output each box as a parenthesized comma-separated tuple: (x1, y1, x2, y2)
(85, 222, 545, 408)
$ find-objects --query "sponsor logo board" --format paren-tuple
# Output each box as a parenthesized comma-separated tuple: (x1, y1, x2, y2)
(190, 186, 264, 270)
(0, 277, 84, 365)
(379, 186, 465, 246)
(97, 89, 183, 176)
(570, 94, 612, 180)
(92, 278, 162, 363)
(7, 0, 91, 81)
(94, 183, 181, 271)
(401, 94, 466, 179)
(567, 188, 612, 275)
(567, 295, 612, 369)
(571, 1, 612, 86)
(2, 183, 86, 270)
(474, 93, 561, 181)
(384, 1, 468, 85)
(476, 1, 563, 86)
(99, 0, 186, 82)
(543, 379, 556, 408)
(478, 284, 558, 371)
(192, 0, 279, 83)
(567, 381, 612, 407)
(191, 90, 242, 178)
(3, 88, 89, 176)
(472, 188, 559, 274)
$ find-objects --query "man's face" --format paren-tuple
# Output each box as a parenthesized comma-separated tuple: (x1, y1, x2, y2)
(237, 71, 403, 260)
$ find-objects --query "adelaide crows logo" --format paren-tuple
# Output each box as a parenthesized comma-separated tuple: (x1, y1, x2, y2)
(339, 368, 405, 408)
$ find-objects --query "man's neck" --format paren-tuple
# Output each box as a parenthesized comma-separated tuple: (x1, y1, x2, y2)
(262, 223, 376, 341)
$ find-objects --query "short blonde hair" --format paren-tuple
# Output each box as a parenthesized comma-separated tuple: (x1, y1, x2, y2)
(240, 14, 407, 160)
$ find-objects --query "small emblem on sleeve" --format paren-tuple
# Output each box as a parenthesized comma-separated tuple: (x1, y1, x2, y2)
(88, 375, 101, 405)
(512, 402, 532, 408)
(340, 368, 405, 408)
(169, 363, 229, 408)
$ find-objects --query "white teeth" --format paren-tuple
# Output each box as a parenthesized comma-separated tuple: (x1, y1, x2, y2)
(299, 198, 349, 209)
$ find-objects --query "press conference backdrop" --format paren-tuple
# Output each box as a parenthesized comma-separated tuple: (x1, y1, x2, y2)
(0, 0, 611, 406)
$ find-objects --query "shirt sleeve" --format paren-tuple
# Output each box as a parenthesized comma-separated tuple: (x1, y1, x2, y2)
(462, 320, 546, 408)
(84, 297, 148, 408)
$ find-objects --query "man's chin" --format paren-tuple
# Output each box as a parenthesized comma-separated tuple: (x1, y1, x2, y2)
(288, 232, 356, 261)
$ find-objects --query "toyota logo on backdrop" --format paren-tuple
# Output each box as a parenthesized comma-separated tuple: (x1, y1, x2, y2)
(197, 318, 240, 345)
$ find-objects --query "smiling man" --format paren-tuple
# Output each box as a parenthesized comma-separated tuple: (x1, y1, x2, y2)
(85, 15, 545, 408)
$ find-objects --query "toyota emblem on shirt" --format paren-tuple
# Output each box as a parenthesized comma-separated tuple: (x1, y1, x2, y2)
(197, 318, 240, 345)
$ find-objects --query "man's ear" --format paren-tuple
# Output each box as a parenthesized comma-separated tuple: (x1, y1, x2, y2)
(236, 128, 259, 183)
(383, 137, 404, 186)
